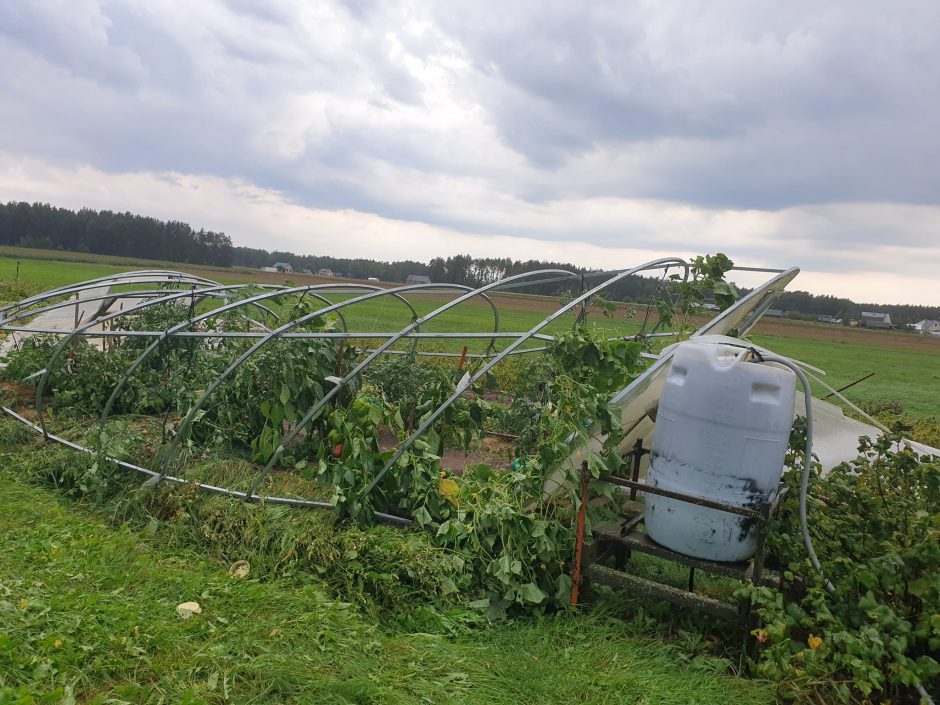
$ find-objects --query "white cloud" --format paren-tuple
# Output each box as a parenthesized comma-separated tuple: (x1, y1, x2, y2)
(0, 0, 937, 306)
(1, 154, 937, 305)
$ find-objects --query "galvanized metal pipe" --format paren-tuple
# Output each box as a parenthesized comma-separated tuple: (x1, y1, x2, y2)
(358, 257, 690, 501)
(246, 268, 579, 499)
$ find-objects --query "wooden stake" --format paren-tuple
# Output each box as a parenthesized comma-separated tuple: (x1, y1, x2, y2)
(334, 340, 346, 376)
(570, 460, 591, 607)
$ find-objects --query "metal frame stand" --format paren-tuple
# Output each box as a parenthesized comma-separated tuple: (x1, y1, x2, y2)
(582, 442, 783, 639)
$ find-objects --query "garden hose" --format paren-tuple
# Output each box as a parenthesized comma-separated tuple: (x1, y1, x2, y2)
(757, 354, 935, 705)
(758, 354, 834, 593)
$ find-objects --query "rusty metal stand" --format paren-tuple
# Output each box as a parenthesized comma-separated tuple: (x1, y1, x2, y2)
(569, 460, 591, 607)
(582, 444, 783, 630)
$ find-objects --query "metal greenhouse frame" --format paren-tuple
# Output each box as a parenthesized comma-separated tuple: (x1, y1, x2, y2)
(0, 257, 738, 520)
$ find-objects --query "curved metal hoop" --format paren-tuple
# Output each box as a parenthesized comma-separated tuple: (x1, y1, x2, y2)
(155, 280, 508, 482)
(358, 258, 690, 499)
(6, 259, 784, 522)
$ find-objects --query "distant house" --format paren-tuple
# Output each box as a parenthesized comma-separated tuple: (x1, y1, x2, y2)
(406, 274, 431, 285)
(273, 262, 293, 273)
(367, 277, 380, 282)
(860, 311, 892, 329)
(817, 315, 842, 325)
(912, 319, 940, 334)
(317, 268, 334, 277)
(764, 308, 785, 318)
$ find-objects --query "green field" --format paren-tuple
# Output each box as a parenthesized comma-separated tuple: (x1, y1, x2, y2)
(3, 248, 936, 419)
(0, 245, 254, 283)
(750, 333, 940, 419)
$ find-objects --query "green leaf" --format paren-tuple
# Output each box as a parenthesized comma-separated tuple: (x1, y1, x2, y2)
(413, 506, 432, 527)
(519, 582, 546, 604)
(555, 573, 573, 602)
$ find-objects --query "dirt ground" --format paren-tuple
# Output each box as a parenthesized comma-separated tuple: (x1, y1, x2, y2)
(378, 426, 517, 474)
(749, 318, 940, 352)
(0, 381, 33, 410)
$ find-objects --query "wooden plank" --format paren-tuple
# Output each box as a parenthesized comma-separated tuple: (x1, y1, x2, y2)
(587, 564, 741, 621)
(592, 522, 780, 585)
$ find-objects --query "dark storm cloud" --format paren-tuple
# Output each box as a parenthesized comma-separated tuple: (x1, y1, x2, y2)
(434, 2, 940, 208)
(0, 0, 938, 274)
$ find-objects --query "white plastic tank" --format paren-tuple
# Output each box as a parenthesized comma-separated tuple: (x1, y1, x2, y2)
(644, 340, 795, 562)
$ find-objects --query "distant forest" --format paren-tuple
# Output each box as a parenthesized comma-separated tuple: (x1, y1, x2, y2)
(1, 201, 937, 325)
(0, 201, 233, 267)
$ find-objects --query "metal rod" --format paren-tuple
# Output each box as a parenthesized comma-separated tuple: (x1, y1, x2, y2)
(359, 257, 690, 501)
(0, 271, 221, 318)
(247, 269, 576, 499)
(33, 283, 254, 438)
(160, 281, 503, 489)
(822, 371, 875, 399)
(96, 282, 421, 436)
(0, 405, 412, 526)
(0, 328, 555, 340)
(603, 475, 764, 519)
(629, 437, 646, 501)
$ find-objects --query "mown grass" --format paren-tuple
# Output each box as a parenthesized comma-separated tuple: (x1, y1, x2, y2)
(0, 245, 259, 280)
(0, 431, 775, 705)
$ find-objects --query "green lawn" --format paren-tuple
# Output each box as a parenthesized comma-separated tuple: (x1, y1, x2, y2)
(3, 250, 937, 418)
(0, 466, 773, 705)
(750, 334, 940, 419)
(0, 256, 129, 291)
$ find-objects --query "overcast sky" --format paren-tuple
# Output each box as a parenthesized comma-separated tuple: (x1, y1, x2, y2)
(0, 1, 937, 304)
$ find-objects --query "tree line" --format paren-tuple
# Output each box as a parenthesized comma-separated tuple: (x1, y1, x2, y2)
(2, 201, 936, 325)
(232, 248, 668, 300)
(243, 249, 940, 324)
(0, 202, 233, 267)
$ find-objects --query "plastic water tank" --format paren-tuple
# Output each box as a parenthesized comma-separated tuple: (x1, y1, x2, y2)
(644, 340, 795, 562)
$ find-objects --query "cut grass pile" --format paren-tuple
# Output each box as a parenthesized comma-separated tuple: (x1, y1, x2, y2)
(0, 444, 774, 704)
